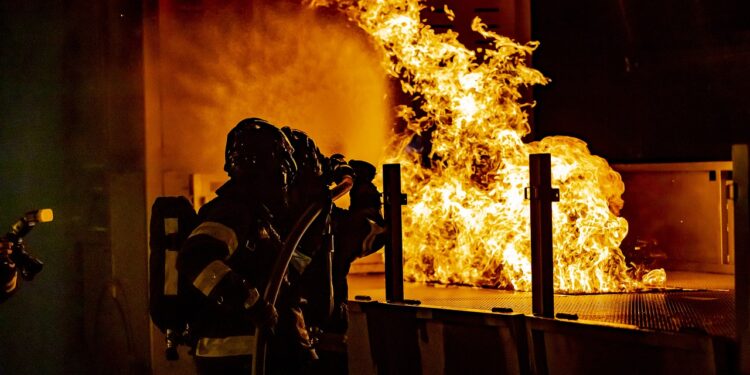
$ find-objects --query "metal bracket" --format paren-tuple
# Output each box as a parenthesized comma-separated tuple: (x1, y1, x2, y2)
(524, 186, 560, 202)
(384, 193, 407, 206)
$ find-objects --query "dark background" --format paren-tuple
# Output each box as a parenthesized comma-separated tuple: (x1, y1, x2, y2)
(531, 0, 750, 163)
(1, 0, 148, 374)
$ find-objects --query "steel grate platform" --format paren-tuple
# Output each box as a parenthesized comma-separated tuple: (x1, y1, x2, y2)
(349, 272, 736, 338)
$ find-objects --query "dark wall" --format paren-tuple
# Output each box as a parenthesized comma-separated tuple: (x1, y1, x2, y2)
(531, 0, 750, 163)
(0, 1, 148, 374)
(0, 2, 83, 374)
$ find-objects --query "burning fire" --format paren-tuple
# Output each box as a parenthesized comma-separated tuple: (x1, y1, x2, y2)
(309, 0, 665, 292)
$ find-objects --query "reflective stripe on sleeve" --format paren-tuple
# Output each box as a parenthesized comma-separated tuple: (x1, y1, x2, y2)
(195, 335, 258, 357)
(192, 260, 232, 296)
(362, 219, 387, 254)
(243, 288, 260, 310)
(164, 217, 178, 235)
(189, 221, 239, 256)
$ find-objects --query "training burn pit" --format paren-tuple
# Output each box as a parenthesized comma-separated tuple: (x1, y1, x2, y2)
(300, 1, 742, 374)
(309, 0, 665, 293)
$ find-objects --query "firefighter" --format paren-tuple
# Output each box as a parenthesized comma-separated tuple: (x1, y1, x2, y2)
(274, 128, 385, 375)
(277, 127, 387, 375)
(176, 118, 298, 374)
(270, 126, 334, 374)
(302, 158, 387, 375)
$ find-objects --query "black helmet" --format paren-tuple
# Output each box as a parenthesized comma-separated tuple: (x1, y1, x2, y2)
(224, 118, 297, 188)
(280, 127, 325, 182)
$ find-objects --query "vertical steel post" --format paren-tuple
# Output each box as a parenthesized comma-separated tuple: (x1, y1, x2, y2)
(527, 154, 558, 318)
(732, 145, 750, 374)
(383, 164, 405, 303)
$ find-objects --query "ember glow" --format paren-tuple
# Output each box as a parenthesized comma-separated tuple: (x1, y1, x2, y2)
(309, 0, 665, 292)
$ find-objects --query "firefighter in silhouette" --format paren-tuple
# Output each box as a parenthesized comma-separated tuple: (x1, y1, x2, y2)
(278, 128, 387, 375)
(303, 158, 386, 375)
(177, 118, 298, 374)
(268, 126, 332, 374)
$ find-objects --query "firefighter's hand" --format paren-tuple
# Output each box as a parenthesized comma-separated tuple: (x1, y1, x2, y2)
(350, 181, 381, 211)
(246, 300, 279, 329)
(328, 154, 354, 184)
(348, 160, 381, 211)
(349, 160, 376, 183)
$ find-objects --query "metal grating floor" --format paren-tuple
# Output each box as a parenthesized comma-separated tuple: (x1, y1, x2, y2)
(349, 273, 736, 338)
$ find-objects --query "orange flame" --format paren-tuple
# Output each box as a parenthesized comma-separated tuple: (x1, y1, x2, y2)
(309, 0, 665, 292)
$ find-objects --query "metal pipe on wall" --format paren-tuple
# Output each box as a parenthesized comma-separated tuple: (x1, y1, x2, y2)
(732, 144, 750, 374)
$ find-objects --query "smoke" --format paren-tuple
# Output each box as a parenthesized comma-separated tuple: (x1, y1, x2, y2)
(155, 1, 392, 174)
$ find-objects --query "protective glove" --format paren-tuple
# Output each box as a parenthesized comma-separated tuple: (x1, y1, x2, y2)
(328, 154, 355, 185)
(246, 298, 279, 329)
(349, 159, 376, 182)
(349, 160, 382, 211)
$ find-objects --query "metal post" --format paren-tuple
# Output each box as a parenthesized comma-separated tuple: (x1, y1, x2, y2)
(383, 164, 405, 303)
(732, 145, 750, 374)
(527, 154, 559, 318)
